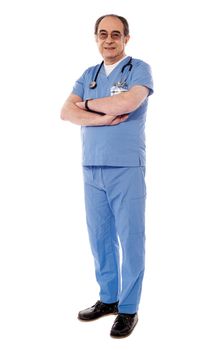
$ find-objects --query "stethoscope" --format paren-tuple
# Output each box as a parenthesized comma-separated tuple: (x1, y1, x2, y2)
(89, 56, 133, 89)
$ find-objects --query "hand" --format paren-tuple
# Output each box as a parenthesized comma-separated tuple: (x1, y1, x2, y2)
(100, 114, 129, 126)
(75, 101, 86, 110)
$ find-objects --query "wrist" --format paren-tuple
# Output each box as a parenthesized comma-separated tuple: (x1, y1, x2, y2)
(85, 99, 93, 112)
(85, 99, 105, 115)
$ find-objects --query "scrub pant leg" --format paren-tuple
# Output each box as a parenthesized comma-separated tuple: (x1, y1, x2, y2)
(83, 166, 120, 304)
(83, 166, 146, 314)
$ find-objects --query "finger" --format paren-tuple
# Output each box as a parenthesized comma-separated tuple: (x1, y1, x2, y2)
(120, 115, 129, 120)
(110, 116, 128, 125)
(75, 102, 85, 110)
(116, 115, 128, 123)
(109, 117, 121, 125)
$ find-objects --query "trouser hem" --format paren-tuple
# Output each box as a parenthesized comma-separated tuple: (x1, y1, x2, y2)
(118, 305, 138, 314)
(101, 299, 118, 304)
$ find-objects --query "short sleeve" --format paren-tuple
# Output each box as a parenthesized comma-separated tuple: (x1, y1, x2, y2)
(72, 71, 86, 98)
(130, 60, 154, 96)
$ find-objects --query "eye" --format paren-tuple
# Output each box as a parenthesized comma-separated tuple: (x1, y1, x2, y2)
(98, 32, 108, 40)
(111, 32, 122, 40)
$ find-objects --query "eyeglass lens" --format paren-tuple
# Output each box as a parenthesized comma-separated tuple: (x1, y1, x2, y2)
(98, 31, 122, 40)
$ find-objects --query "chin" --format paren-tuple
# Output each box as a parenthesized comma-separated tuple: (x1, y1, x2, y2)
(103, 55, 115, 61)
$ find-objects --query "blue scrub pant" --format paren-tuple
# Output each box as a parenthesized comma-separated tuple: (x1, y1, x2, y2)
(83, 166, 146, 314)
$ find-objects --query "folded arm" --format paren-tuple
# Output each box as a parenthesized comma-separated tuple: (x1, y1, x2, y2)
(60, 94, 128, 126)
(76, 85, 149, 116)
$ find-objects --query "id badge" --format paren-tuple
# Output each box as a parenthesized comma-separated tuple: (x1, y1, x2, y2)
(110, 82, 128, 96)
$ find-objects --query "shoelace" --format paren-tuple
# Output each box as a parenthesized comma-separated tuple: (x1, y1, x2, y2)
(93, 301, 103, 311)
(93, 300, 117, 312)
(115, 314, 133, 326)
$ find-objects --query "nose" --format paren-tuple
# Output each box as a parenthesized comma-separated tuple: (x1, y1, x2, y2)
(105, 34, 113, 43)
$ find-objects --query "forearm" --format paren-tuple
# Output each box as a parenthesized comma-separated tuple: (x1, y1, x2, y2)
(77, 86, 149, 116)
(85, 93, 132, 116)
(61, 98, 128, 126)
(61, 101, 106, 126)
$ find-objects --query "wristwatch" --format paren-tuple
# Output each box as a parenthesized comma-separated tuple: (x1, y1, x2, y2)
(85, 99, 93, 112)
(85, 99, 105, 115)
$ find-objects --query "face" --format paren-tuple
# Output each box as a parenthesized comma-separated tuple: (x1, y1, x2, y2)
(95, 16, 130, 65)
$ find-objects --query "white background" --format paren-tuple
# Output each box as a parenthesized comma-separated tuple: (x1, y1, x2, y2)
(0, 0, 220, 349)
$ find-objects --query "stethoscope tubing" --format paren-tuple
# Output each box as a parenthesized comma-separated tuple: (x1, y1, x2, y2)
(89, 57, 132, 89)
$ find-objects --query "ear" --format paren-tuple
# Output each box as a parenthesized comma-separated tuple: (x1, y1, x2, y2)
(124, 35, 130, 44)
(94, 34, 98, 43)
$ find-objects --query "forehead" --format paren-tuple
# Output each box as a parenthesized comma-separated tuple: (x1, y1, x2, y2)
(98, 16, 124, 32)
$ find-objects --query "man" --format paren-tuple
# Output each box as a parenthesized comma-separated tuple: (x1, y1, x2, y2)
(61, 14, 153, 338)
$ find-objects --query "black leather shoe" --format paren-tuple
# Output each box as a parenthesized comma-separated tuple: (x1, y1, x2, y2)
(110, 313, 138, 338)
(78, 300, 118, 321)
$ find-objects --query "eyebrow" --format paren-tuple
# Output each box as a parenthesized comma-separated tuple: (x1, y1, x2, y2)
(99, 30, 121, 34)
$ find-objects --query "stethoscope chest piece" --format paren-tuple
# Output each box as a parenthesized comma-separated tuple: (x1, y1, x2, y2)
(116, 81, 126, 88)
(89, 81, 97, 89)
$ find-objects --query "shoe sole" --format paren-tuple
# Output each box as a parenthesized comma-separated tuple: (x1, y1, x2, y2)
(78, 312, 118, 322)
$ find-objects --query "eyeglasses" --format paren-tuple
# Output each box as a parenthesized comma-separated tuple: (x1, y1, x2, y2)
(97, 31, 123, 41)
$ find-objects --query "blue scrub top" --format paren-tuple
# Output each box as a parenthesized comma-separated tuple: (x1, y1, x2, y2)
(72, 57, 154, 166)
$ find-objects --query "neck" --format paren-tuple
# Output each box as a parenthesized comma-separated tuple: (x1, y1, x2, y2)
(104, 53, 126, 66)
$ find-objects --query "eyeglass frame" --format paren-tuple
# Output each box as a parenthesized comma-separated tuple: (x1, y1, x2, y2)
(96, 30, 124, 41)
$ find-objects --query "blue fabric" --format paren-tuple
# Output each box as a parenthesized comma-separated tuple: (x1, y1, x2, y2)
(72, 57, 153, 166)
(83, 166, 146, 314)
(72, 57, 153, 313)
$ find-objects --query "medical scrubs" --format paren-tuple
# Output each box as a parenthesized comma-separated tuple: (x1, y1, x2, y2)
(72, 56, 153, 314)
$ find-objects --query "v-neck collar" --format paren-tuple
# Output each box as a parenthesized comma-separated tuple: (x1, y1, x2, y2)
(101, 56, 131, 82)
(104, 56, 128, 77)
